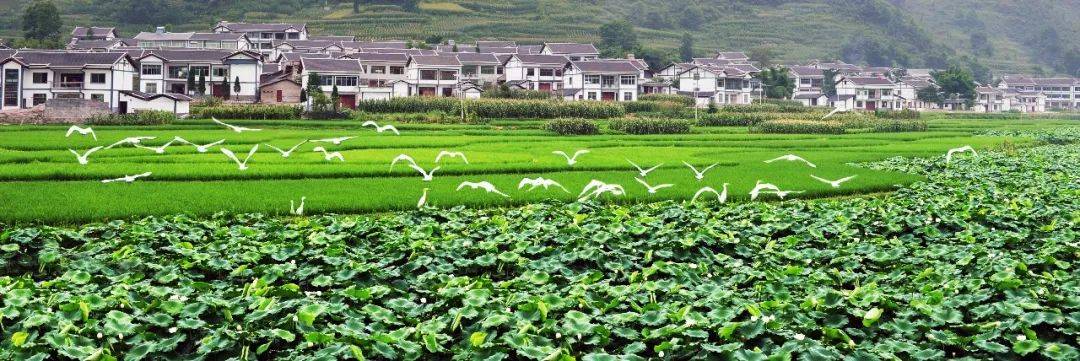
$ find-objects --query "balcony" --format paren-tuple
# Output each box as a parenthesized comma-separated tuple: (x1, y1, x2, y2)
(53, 74, 85, 90)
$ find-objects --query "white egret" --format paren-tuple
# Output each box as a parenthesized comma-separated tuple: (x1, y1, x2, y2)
(134, 137, 184, 154)
(552, 150, 589, 166)
(265, 140, 307, 158)
(821, 106, 848, 120)
(312, 146, 345, 162)
(220, 145, 259, 171)
(634, 177, 673, 194)
(310, 136, 355, 145)
(749, 180, 781, 201)
(68, 146, 103, 165)
(435, 151, 469, 164)
(105, 136, 155, 149)
(174, 138, 225, 153)
(627, 159, 663, 177)
(362, 121, 399, 135)
(417, 188, 430, 209)
(213, 117, 261, 133)
(809, 174, 857, 188)
(770, 189, 805, 200)
(577, 180, 625, 202)
(764, 154, 817, 168)
(691, 186, 728, 204)
(290, 196, 306, 216)
(518, 177, 569, 192)
(945, 145, 977, 164)
(682, 161, 719, 181)
(408, 163, 440, 181)
(101, 172, 152, 183)
(456, 181, 510, 197)
(65, 125, 97, 140)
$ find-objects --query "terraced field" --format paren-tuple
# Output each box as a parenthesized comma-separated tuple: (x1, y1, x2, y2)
(0, 118, 1072, 223)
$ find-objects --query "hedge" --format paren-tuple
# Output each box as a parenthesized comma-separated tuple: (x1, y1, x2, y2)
(696, 112, 775, 126)
(544, 118, 600, 135)
(356, 98, 625, 119)
(84, 110, 176, 125)
(609, 117, 693, 135)
(751, 119, 847, 134)
(192, 105, 302, 120)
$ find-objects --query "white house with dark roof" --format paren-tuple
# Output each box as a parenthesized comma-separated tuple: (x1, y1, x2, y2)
(453, 52, 502, 85)
(71, 27, 119, 41)
(714, 51, 750, 62)
(349, 53, 409, 91)
(271, 40, 343, 59)
(299, 58, 366, 107)
(0, 51, 137, 111)
(835, 76, 905, 110)
(562, 60, 641, 102)
(788, 65, 826, 105)
(539, 43, 599, 61)
(392, 55, 462, 98)
(132, 49, 263, 101)
(674, 64, 756, 107)
(213, 22, 308, 54)
(1000, 76, 1078, 110)
(134, 28, 253, 51)
(502, 54, 569, 93)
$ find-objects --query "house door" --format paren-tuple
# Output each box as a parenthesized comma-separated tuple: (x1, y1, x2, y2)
(441, 87, 453, 97)
(419, 87, 436, 97)
(169, 83, 186, 94)
(601, 92, 616, 101)
(212, 84, 227, 98)
(538, 83, 552, 92)
(866, 101, 877, 110)
(275, 90, 283, 102)
(339, 94, 356, 109)
(118, 101, 128, 114)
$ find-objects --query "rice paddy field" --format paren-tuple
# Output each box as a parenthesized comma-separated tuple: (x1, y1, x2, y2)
(0, 117, 1074, 224)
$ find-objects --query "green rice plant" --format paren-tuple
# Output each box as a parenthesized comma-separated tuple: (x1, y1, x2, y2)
(544, 118, 599, 135)
(193, 104, 302, 120)
(609, 117, 693, 134)
(751, 119, 847, 134)
(84, 110, 176, 125)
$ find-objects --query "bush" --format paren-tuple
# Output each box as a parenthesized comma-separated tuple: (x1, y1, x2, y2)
(544, 118, 600, 135)
(623, 101, 687, 116)
(696, 112, 774, 127)
(356, 98, 625, 119)
(751, 119, 847, 134)
(871, 119, 928, 132)
(726, 102, 812, 113)
(84, 110, 177, 125)
(638, 94, 694, 106)
(609, 118, 693, 135)
(193, 105, 302, 120)
(874, 109, 921, 119)
(303, 109, 353, 120)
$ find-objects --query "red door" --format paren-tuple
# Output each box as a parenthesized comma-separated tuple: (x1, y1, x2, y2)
(419, 87, 436, 96)
(275, 90, 283, 102)
(601, 92, 616, 101)
(339, 94, 356, 109)
(538, 83, 552, 92)
(866, 101, 877, 110)
(212, 84, 227, 98)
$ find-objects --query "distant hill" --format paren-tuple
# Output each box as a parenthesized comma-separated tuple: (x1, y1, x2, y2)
(0, 0, 1077, 76)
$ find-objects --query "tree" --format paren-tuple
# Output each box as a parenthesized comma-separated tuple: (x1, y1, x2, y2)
(307, 72, 322, 95)
(186, 70, 196, 95)
(916, 85, 944, 106)
(233, 76, 241, 94)
(221, 78, 230, 100)
(822, 69, 839, 98)
(748, 45, 778, 68)
(85, 27, 96, 40)
(598, 20, 639, 58)
(23, 0, 62, 42)
(679, 33, 694, 62)
(755, 67, 795, 99)
(452, 44, 459, 52)
(198, 73, 207, 96)
(331, 85, 341, 112)
(299, 89, 308, 103)
(932, 66, 977, 107)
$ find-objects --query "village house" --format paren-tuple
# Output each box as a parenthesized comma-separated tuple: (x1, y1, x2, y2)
(502, 54, 569, 93)
(0, 51, 137, 112)
(392, 55, 462, 98)
(67, 38, 136, 51)
(213, 22, 308, 55)
(562, 59, 642, 101)
(134, 28, 254, 51)
(674, 64, 756, 107)
(271, 40, 343, 59)
(788, 65, 826, 106)
(834, 76, 905, 111)
(454, 52, 503, 86)
(71, 27, 119, 41)
(259, 67, 301, 105)
(539, 43, 600, 61)
(347, 53, 408, 99)
(130, 49, 263, 102)
(299, 58, 365, 108)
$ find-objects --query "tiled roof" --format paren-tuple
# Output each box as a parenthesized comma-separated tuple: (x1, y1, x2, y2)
(513, 54, 569, 66)
(350, 52, 409, 63)
(408, 55, 461, 67)
(543, 43, 599, 55)
(476, 40, 516, 47)
(72, 27, 116, 38)
(1032, 77, 1078, 86)
(572, 60, 640, 73)
(67, 39, 126, 50)
(141, 49, 241, 62)
(844, 76, 895, 86)
(11, 51, 129, 67)
(189, 33, 247, 41)
(343, 41, 409, 49)
(517, 45, 542, 54)
(788, 66, 824, 77)
(215, 22, 306, 32)
(275, 40, 340, 49)
(454, 52, 500, 64)
(134, 32, 196, 41)
(121, 90, 193, 101)
(301, 58, 364, 73)
(310, 35, 356, 42)
(715, 51, 749, 60)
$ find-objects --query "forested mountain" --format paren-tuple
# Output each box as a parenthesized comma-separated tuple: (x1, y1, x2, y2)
(1, 0, 1077, 76)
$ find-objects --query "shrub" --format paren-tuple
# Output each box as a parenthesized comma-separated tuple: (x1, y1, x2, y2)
(751, 119, 847, 134)
(356, 98, 624, 119)
(874, 109, 921, 119)
(696, 112, 774, 126)
(871, 119, 928, 132)
(609, 118, 693, 135)
(726, 102, 812, 113)
(303, 109, 353, 120)
(623, 101, 687, 116)
(544, 118, 600, 135)
(638, 93, 694, 106)
(84, 110, 177, 125)
(193, 105, 302, 120)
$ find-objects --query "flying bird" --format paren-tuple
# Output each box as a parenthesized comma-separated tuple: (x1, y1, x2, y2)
(810, 174, 857, 188)
(408, 163, 441, 181)
(312, 146, 345, 162)
(553, 150, 590, 166)
(634, 177, 673, 194)
(456, 181, 510, 197)
(65, 125, 97, 140)
(821, 106, 848, 120)
(627, 159, 663, 177)
(749, 181, 781, 201)
(310, 136, 355, 145)
(68, 146, 104, 165)
(435, 151, 469, 164)
(390, 154, 418, 171)
(290, 196, 306, 216)
(174, 138, 225, 153)
(362, 121, 400, 135)
(770, 189, 805, 200)
(105, 136, 155, 149)
(101, 172, 152, 183)
(134, 137, 184, 154)
(265, 140, 307, 158)
(220, 145, 259, 171)
(682, 161, 719, 181)
(945, 145, 977, 164)
(417, 188, 430, 209)
(691, 185, 729, 204)
(518, 177, 569, 192)
(577, 179, 625, 202)
(764, 154, 817, 168)
(213, 117, 261, 133)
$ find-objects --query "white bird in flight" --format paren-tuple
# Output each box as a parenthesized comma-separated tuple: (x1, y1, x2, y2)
(770, 189, 805, 200)
(456, 181, 510, 197)
(265, 140, 307, 158)
(518, 177, 569, 192)
(945, 145, 977, 164)
(417, 188, 430, 209)
(213, 117, 261, 133)
(134, 136, 185, 154)
(627, 159, 663, 177)
(408, 164, 441, 181)
(105, 136, 155, 149)
(682, 161, 719, 181)
(312, 146, 345, 162)
(290, 196, 306, 216)
(553, 150, 589, 166)
(101, 172, 152, 183)
(65, 125, 97, 140)
(435, 151, 469, 164)
(389, 154, 418, 172)
(764, 154, 817, 168)
(310, 136, 355, 145)
(362, 121, 400, 135)
(220, 145, 259, 171)
(578, 180, 625, 202)
(69, 146, 104, 165)
(691, 184, 729, 204)
(634, 177, 673, 194)
(810, 174, 857, 188)
(749, 180, 781, 201)
(174, 138, 226, 153)
(821, 106, 848, 120)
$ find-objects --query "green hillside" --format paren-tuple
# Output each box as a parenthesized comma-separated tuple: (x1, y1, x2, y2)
(0, 0, 1076, 75)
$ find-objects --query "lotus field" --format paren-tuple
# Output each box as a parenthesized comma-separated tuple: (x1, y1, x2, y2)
(0, 118, 1071, 223)
(1, 118, 1079, 360)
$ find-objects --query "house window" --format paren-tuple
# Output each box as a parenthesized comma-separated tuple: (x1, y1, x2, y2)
(620, 75, 636, 85)
(439, 71, 456, 80)
(168, 66, 186, 79)
(190, 66, 210, 76)
(371, 66, 386, 74)
(584, 75, 600, 84)
(389, 66, 404, 74)
(623, 92, 632, 101)
(145, 83, 158, 94)
(539, 69, 553, 77)
(527, 68, 535, 76)
(420, 70, 437, 80)
(142, 65, 162, 75)
(213, 67, 228, 77)
(32, 94, 47, 105)
(319, 75, 334, 86)
(90, 94, 105, 102)
(587, 92, 597, 100)
(33, 73, 48, 84)
(496, 66, 503, 75)
(568, 77, 573, 85)
(90, 74, 106, 84)
(857, 101, 864, 108)
(4, 69, 19, 106)
(335, 76, 358, 87)
(480, 66, 495, 75)
(287, 33, 299, 40)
